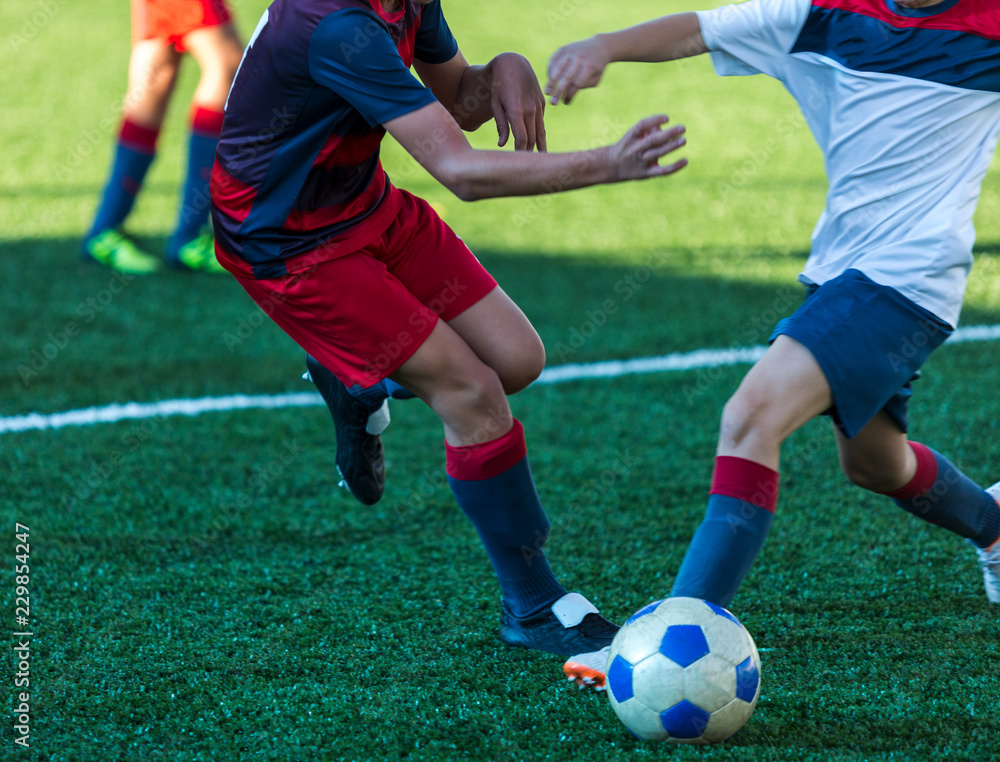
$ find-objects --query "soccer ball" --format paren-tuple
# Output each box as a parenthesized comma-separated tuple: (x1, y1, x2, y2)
(605, 597, 761, 744)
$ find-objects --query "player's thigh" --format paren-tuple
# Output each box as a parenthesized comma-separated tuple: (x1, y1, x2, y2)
(378, 191, 533, 383)
(834, 411, 913, 491)
(390, 320, 513, 446)
(125, 39, 181, 124)
(183, 22, 243, 80)
(723, 335, 834, 445)
(446, 287, 545, 395)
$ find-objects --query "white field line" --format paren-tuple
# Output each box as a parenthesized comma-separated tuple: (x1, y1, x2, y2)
(3, 323, 999, 435)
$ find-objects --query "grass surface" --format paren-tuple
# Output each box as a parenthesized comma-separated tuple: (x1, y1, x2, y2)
(2, 0, 1000, 760)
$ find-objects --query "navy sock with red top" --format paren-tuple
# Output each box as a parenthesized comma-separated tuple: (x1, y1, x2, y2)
(670, 456, 779, 608)
(885, 442, 1000, 549)
(446, 419, 566, 618)
(168, 106, 225, 259)
(86, 118, 159, 240)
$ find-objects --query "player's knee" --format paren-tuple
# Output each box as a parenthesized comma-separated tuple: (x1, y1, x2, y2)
(444, 363, 509, 418)
(840, 459, 900, 493)
(498, 338, 545, 395)
(719, 395, 767, 450)
(719, 382, 794, 452)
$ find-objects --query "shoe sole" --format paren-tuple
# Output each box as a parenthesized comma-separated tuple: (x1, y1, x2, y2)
(562, 657, 607, 691)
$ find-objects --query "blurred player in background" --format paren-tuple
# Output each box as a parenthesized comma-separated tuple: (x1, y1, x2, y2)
(211, 0, 688, 657)
(547, 0, 1000, 688)
(82, 0, 243, 274)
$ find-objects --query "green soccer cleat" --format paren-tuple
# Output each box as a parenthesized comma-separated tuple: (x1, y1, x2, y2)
(82, 229, 161, 274)
(171, 232, 226, 273)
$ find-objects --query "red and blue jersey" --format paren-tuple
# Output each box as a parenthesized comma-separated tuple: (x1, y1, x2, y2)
(791, 0, 1000, 92)
(211, 0, 458, 278)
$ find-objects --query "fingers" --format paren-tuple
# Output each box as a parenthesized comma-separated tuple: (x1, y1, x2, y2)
(647, 157, 689, 177)
(637, 127, 687, 177)
(491, 94, 511, 148)
(637, 125, 686, 165)
(562, 84, 580, 106)
(545, 52, 571, 104)
(643, 134, 687, 166)
(523, 115, 536, 152)
(637, 123, 686, 154)
(496, 120, 510, 148)
(614, 116, 688, 179)
(546, 54, 581, 106)
(494, 97, 543, 152)
(628, 114, 673, 139)
(546, 43, 604, 105)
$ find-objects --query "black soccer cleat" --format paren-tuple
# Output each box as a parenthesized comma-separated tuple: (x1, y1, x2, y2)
(306, 354, 387, 505)
(499, 593, 620, 657)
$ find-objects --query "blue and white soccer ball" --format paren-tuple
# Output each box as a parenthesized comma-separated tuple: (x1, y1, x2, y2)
(605, 597, 761, 744)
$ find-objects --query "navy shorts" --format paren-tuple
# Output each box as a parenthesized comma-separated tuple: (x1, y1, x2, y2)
(770, 269, 953, 438)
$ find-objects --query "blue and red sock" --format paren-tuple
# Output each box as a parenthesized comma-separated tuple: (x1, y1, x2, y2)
(446, 419, 566, 618)
(86, 119, 159, 241)
(670, 456, 779, 608)
(884, 442, 1000, 549)
(168, 106, 225, 260)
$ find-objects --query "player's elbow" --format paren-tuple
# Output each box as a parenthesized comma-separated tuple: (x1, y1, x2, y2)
(446, 177, 482, 202)
(434, 160, 487, 202)
(451, 182, 487, 203)
(449, 110, 485, 133)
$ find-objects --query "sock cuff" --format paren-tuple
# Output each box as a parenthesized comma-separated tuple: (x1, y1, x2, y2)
(710, 455, 780, 513)
(119, 119, 160, 152)
(445, 419, 526, 482)
(190, 106, 226, 137)
(882, 441, 938, 500)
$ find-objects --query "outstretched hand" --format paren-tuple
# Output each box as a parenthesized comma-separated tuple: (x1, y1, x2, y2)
(489, 52, 547, 152)
(546, 37, 610, 106)
(609, 115, 688, 180)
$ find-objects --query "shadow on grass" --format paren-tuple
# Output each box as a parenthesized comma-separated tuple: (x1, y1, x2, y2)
(3, 235, 1000, 416)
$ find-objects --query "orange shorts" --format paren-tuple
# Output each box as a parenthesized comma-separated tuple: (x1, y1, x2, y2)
(131, 0, 231, 51)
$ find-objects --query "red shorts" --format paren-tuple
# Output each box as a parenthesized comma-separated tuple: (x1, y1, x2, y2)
(131, 0, 231, 51)
(217, 189, 498, 389)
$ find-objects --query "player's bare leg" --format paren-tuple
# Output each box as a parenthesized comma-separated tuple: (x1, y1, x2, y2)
(389, 315, 516, 447)
(834, 411, 915, 492)
(308, 286, 542, 496)
(84, 40, 181, 273)
(124, 38, 182, 127)
(566, 336, 833, 690)
(836, 412, 1000, 602)
(443, 286, 546, 397)
(716, 335, 833, 468)
(182, 23, 244, 110)
(165, 23, 244, 271)
(387, 308, 619, 655)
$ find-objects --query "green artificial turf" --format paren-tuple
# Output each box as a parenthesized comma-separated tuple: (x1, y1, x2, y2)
(1, 0, 999, 759)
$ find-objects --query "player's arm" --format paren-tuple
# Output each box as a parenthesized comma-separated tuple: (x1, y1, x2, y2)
(384, 99, 686, 202)
(547, 13, 707, 105)
(414, 51, 547, 152)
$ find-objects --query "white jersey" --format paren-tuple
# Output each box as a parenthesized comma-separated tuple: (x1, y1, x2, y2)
(696, 0, 1000, 326)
